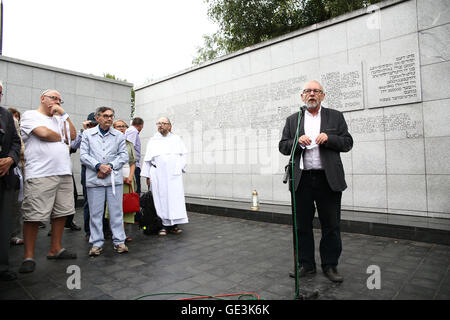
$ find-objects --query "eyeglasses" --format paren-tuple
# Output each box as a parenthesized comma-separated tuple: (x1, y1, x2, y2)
(115, 125, 127, 128)
(44, 95, 64, 104)
(302, 89, 323, 95)
(156, 122, 170, 126)
(101, 114, 114, 119)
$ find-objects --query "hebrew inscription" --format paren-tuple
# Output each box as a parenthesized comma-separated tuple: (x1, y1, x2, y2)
(367, 52, 421, 107)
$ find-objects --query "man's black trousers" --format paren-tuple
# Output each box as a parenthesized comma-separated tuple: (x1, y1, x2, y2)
(292, 170, 342, 272)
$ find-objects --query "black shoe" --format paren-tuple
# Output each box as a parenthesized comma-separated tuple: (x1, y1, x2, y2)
(0, 270, 18, 281)
(19, 259, 36, 274)
(323, 267, 344, 283)
(289, 266, 316, 278)
(65, 222, 81, 231)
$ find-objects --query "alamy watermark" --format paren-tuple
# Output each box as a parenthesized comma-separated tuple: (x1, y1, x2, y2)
(366, 265, 381, 290)
(66, 265, 81, 290)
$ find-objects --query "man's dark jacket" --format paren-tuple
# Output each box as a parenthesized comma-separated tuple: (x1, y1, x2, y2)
(279, 106, 353, 192)
(0, 106, 21, 189)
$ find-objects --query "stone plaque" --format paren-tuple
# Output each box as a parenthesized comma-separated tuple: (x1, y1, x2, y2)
(367, 52, 422, 107)
(320, 64, 364, 112)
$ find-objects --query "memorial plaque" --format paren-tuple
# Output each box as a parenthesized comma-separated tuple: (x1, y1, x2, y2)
(320, 64, 364, 112)
(367, 52, 422, 107)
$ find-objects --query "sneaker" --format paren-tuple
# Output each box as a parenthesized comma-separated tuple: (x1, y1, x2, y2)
(89, 246, 103, 257)
(114, 243, 129, 254)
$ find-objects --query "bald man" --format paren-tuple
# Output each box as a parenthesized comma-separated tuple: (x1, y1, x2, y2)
(279, 80, 353, 283)
(141, 117, 188, 236)
(19, 89, 78, 273)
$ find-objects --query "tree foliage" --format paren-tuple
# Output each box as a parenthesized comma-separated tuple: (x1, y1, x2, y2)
(193, 0, 383, 65)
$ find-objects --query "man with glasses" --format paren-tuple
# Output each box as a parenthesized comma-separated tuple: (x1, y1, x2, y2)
(80, 107, 129, 256)
(141, 117, 188, 236)
(279, 80, 353, 283)
(0, 81, 22, 280)
(19, 89, 78, 273)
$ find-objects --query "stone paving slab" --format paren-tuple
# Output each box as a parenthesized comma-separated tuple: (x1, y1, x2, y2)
(1, 209, 449, 300)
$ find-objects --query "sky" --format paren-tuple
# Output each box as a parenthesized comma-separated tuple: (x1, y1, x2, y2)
(1, 0, 218, 87)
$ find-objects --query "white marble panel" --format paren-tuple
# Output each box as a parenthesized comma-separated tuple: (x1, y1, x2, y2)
(75, 95, 96, 116)
(272, 174, 291, 203)
(55, 73, 76, 95)
(423, 99, 450, 137)
(251, 174, 273, 202)
(348, 42, 381, 65)
(387, 174, 427, 211)
(230, 54, 251, 80)
(380, 0, 418, 40)
(380, 33, 419, 58)
(353, 174, 387, 209)
(32, 68, 56, 90)
(292, 32, 319, 63)
(352, 140, 386, 174)
(271, 40, 293, 69)
(76, 77, 95, 97)
(347, 108, 385, 142)
(6, 84, 32, 109)
(319, 51, 348, 72)
(112, 85, 132, 103)
(7, 63, 33, 87)
(383, 103, 424, 140)
(94, 81, 113, 100)
(215, 173, 233, 199)
(341, 151, 352, 175)
(419, 24, 450, 66)
(201, 173, 215, 197)
(386, 138, 425, 174)
(342, 174, 353, 207)
(346, 12, 380, 49)
(249, 46, 272, 74)
(417, 0, 450, 30)
(421, 61, 450, 101)
(318, 23, 347, 57)
(232, 174, 252, 200)
(0, 61, 7, 79)
(425, 136, 450, 174)
(426, 174, 450, 213)
(184, 173, 202, 196)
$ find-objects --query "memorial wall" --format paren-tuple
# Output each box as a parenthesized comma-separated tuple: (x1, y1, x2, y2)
(135, 0, 450, 219)
(0, 55, 133, 193)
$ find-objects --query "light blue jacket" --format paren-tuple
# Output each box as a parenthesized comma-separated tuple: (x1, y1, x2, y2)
(80, 126, 129, 188)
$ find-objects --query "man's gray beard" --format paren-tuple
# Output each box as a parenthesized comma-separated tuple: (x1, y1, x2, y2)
(306, 101, 319, 109)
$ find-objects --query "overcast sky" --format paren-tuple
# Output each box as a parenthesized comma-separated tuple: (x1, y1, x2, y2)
(1, 0, 217, 86)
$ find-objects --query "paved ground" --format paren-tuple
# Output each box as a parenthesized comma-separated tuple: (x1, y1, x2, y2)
(1, 208, 449, 300)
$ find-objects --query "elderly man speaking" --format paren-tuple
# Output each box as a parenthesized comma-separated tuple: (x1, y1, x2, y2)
(141, 117, 188, 236)
(80, 106, 129, 256)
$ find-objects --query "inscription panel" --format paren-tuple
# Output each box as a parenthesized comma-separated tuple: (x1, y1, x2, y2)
(320, 64, 364, 112)
(367, 52, 422, 107)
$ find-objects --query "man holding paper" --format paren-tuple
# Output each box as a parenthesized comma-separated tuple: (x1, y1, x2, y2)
(80, 106, 129, 256)
(279, 80, 353, 283)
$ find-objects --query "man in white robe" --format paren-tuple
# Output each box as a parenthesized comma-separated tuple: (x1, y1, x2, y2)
(141, 117, 188, 235)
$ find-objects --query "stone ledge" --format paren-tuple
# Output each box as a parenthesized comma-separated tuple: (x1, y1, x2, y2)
(185, 196, 450, 246)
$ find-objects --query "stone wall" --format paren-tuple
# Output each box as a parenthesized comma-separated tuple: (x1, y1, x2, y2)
(0, 55, 133, 194)
(135, 0, 450, 219)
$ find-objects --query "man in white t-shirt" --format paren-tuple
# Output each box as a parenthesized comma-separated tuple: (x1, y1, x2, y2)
(18, 89, 78, 273)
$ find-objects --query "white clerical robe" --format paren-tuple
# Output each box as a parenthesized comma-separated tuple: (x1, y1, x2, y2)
(141, 132, 188, 226)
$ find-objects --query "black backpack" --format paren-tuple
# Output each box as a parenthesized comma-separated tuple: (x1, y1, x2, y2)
(136, 191, 162, 235)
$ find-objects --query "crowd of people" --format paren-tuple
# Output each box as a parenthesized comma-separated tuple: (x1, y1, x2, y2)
(1, 79, 352, 288)
(0, 83, 189, 280)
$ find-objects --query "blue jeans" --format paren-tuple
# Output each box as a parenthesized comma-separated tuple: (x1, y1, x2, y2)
(87, 185, 125, 248)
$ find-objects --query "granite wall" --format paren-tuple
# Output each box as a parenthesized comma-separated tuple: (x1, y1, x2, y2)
(135, 0, 450, 219)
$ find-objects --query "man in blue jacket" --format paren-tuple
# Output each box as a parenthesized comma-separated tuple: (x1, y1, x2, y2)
(80, 106, 129, 256)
